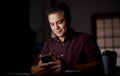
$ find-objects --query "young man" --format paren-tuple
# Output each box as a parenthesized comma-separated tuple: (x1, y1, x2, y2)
(30, 2, 105, 76)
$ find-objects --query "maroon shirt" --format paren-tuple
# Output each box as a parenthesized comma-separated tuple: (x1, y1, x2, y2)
(33, 29, 105, 75)
(39, 30, 102, 67)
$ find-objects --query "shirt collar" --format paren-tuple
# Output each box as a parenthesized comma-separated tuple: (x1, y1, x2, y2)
(55, 28, 75, 43)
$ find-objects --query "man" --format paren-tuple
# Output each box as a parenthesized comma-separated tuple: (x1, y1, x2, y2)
(30, 2, 105, 76)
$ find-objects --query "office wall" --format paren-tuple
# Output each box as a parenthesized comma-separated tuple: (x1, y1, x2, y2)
(30, 0, 120, 42)
(69, 0, 120, 34)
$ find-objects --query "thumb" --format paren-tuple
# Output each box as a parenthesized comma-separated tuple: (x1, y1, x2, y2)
(39, 54, 42, 63)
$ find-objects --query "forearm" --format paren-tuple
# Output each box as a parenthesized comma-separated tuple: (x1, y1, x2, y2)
(73, 61, 99, 71)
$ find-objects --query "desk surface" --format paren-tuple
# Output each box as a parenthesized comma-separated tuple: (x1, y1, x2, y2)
(4, 70, 105, 76)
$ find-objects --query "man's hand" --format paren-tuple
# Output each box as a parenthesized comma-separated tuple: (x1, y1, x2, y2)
(30, 55, 50, 76)
(46, 53, 67, 73)
(30, 53, 67, 76)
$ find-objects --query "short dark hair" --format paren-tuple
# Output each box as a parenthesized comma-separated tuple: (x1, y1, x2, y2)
(46, 2, 71, 23)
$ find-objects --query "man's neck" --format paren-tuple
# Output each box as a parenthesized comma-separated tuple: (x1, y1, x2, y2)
(59, 36, 66, 42)
(58, 28, 73, 42)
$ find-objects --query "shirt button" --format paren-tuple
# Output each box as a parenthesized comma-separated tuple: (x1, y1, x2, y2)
(61, 54, 63, 57)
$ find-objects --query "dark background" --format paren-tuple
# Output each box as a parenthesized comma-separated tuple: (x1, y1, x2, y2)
(2, 0, 36, 74)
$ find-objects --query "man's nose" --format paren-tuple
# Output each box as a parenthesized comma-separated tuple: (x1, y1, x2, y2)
(55, 24, 59, 30)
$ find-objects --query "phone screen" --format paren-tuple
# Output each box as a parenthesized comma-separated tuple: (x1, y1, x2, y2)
(41, 54, 53, 63)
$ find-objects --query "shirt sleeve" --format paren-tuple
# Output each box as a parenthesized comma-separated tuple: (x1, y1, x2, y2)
(40, 42, 50, 55)
(32, 41, 50, 65)
(83, 36, 102, 63)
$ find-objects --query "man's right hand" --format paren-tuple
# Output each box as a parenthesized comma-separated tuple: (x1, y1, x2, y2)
(30, 58, 49, 76)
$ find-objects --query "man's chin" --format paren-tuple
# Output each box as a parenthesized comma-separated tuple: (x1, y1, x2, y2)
(56, 34, 63, 37)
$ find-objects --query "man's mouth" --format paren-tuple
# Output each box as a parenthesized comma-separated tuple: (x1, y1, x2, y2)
(56, 30, 62, 34)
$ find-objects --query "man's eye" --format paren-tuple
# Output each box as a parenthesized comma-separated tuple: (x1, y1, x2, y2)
(58, 20, 63, 24)
(50, 23, 54, 26)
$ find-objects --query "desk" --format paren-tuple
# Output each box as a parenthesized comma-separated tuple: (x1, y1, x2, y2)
(4, 70, 105, 76)
(4, 72, 83, 76)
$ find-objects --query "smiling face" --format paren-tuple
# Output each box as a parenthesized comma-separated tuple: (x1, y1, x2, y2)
(48, 11, 67, 41)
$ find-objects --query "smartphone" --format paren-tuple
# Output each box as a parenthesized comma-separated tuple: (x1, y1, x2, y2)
(41, 54, 53, 63)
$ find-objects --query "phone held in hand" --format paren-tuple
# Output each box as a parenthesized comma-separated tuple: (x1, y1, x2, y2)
(41, 54, 53, 63)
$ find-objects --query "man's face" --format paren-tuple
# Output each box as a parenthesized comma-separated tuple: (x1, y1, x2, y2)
(48, 11, 67, 38)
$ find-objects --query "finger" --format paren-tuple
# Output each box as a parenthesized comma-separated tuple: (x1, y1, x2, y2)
(49, 52, 59, 60)
(38, 62, 49, 68)
(38, 54, 42, 64)
(50, 65, 61, 73)
(39, 54, 42, 58)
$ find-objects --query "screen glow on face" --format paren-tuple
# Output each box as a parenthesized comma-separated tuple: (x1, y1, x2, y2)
(48, 11, 67, 38)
